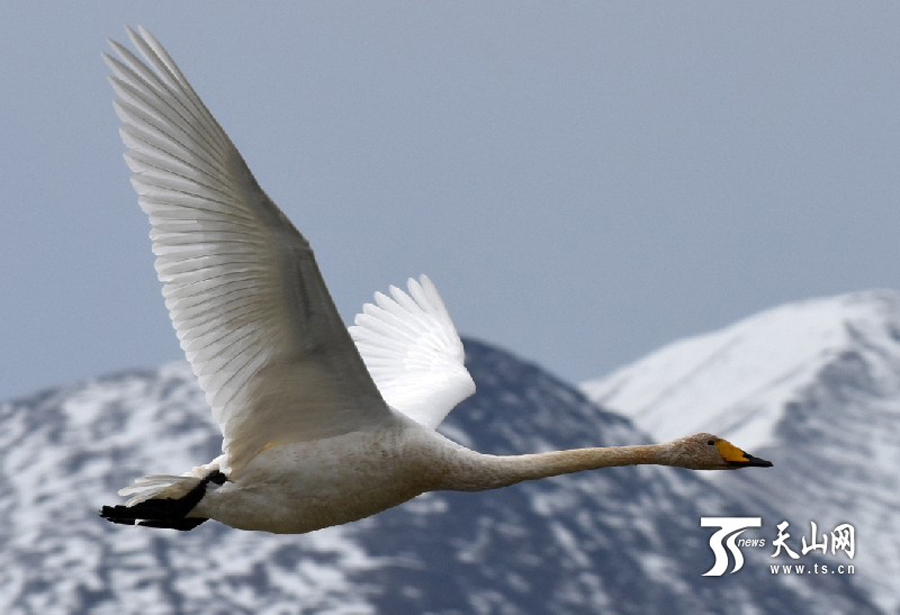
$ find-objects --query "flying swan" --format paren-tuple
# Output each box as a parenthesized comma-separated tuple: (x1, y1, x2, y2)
(100, 27, 772, 534)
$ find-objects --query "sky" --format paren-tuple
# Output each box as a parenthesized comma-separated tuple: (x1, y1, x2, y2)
(4, 2, 900, 401)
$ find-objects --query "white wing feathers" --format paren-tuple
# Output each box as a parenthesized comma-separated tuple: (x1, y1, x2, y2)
(106, 27, 391, 474)
(350, 276, 475, 429)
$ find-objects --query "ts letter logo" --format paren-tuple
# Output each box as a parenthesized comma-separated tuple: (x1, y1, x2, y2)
(700, 517, 762, 576)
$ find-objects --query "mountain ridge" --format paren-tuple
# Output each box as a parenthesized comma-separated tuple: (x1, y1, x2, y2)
(583, 290, 900, 612)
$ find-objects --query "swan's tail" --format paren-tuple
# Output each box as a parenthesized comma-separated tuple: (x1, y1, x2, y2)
(100, 468, 227, 531)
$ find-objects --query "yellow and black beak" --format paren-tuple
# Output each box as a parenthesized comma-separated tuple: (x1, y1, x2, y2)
(715, 439, 773, 468)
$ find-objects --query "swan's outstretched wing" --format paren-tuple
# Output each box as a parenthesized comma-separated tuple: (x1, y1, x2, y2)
(349, 276, 475, 429)
(105, 26, 391, 474)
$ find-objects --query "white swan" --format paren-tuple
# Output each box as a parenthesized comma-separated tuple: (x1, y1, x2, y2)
(100, 27, 772, 534)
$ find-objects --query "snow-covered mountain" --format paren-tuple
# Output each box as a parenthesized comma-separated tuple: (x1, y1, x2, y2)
(1, 339, 872, 614)
(583, 290, 900, 613)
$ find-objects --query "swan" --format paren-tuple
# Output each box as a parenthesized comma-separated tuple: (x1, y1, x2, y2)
(100, 27, 772, 534)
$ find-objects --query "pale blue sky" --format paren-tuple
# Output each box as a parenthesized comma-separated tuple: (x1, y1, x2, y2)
(4, 2, 900, 400)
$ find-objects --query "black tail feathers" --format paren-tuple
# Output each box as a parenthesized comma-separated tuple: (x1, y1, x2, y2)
(100, 503, 208, 531)
(100, 470, 227, 531)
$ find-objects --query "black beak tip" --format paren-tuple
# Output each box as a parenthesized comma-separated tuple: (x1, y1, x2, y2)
(736, 453, 773, 468)
(725, 453, 773, 469)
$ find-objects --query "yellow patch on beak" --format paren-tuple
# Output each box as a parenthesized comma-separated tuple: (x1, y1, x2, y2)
(715, 439, 749, 463)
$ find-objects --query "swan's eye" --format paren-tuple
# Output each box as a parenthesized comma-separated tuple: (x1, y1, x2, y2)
(707, 440, 715, 446)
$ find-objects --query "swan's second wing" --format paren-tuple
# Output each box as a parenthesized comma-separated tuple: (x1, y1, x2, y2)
(349, 276, 475, 429)
(106, 27, 391, 474)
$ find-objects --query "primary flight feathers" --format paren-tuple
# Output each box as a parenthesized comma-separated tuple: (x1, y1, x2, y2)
(103, 26, 473, 475)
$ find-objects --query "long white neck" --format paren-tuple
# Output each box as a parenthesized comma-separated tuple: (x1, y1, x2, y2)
(439, 444, 669, 492)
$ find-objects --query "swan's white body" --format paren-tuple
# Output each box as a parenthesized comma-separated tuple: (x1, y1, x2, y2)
(197, 420, 452, 533)
(101, 27, 772, 534)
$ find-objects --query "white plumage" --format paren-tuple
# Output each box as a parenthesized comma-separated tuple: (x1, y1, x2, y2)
(101, 26, 475, 531)
(350, 275, 476, 429)
(101, 27, 772, 535)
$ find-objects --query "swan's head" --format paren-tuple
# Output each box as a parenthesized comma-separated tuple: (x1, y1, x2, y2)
(667, 433, 773, 470)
